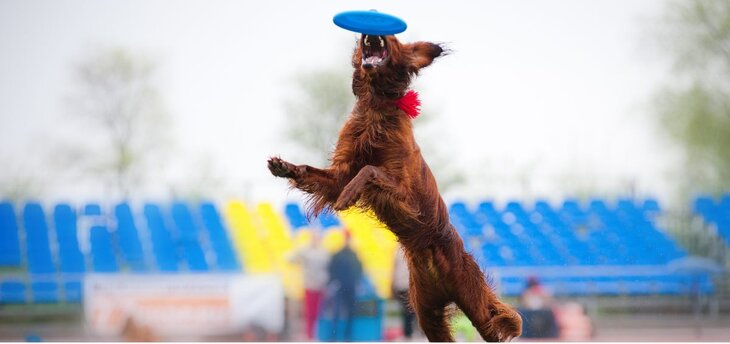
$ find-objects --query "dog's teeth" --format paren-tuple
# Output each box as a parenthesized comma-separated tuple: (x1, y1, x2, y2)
(379, 36, 384, 47)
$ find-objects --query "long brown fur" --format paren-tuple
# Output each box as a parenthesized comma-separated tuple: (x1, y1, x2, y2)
(268, 34, 522, 342)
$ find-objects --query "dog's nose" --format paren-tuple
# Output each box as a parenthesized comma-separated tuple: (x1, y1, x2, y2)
(362, 63, 374, 70)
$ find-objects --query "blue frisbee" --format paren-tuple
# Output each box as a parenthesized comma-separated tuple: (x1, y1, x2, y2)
(333, 10, 407, 36)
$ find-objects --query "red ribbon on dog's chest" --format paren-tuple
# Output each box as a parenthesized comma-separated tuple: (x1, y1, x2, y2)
(395, 90, 421, 119)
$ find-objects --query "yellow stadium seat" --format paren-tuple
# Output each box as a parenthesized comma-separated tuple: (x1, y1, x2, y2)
(223, 201, 274, 274)
(225, 202, 400, 299)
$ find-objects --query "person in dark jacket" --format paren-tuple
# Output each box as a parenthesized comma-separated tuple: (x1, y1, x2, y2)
(327, 229, 363, 342)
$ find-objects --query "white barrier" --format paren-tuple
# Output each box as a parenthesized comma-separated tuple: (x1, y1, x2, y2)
(84, 274, 284, 338)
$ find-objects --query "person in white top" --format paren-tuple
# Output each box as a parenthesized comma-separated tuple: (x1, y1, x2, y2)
(288, 230, 331, 340)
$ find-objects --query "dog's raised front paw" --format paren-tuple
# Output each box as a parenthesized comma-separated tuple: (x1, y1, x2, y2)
(333, 183, 362, 211)
(267, 157, 298, 179)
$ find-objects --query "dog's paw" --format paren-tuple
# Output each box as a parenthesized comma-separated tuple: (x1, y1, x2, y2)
(484, 306, 523, 342)
(267, 157, 298, 179)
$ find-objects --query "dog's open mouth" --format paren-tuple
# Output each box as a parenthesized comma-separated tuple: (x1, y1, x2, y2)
(361, 34, 388, 69)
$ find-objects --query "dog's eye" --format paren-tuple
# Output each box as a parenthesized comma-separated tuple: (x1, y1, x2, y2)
(364, 35, 370, 47)
(379, 36, 384, 47)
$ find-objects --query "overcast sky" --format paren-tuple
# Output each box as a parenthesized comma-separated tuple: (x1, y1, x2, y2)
(0, 0, 678, 207)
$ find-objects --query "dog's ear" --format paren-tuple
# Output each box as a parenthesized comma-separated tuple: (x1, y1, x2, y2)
(407, 42, 446, 73)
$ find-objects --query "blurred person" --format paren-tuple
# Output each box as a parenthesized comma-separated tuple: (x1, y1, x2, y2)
(518, 276, 559, 338)
(326, 229, 362, 342)
(392, 245, 416, 340)
(553, 301, 594, 341)
(287, 230, 331, 340)
(520, 276, 553, 310)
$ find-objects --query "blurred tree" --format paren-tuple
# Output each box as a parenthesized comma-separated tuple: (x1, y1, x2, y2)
(64, 47, 171, 198)
(283, 68, 354, 167)
(283, 68, 464, 191)
(651, 0, 730, 195)
(168, 153, 227, 201)
(412, 112, 466, 192)
(0, 175, 43, 202)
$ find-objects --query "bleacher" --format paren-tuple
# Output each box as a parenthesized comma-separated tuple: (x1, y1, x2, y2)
(0, 201, 241, 304)
(694, 194, 730, 246)
(0, 197, 719, 305)
(449, 198, 713, 296)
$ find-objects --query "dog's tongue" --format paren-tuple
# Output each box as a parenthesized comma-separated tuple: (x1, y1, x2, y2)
(365, 56, 382, 65)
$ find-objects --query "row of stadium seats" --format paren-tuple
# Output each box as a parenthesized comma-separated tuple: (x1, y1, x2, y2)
(0, 197, 721, 303)
(283, 198, 713, 296)
(438, 198, 713, 296)
(447, 198, 683, 267)
(694, 194, 730, 246)
(498, 273, 714, 296)
(0, 279, 82, 304)
(0, 201, 240, 274)
(285, 203, 340, 229)
(0, 200, 349, 304)
(0, 201, 244, 304)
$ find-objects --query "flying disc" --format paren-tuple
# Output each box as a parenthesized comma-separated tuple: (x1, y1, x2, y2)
(333, 10, 407, 35)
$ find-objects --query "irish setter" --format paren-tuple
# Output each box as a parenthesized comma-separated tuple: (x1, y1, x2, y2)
(268, 33, 522, 342)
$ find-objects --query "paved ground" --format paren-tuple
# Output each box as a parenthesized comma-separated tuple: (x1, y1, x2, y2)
(1, 310, 729, 342)
(590, 314, 730, 342)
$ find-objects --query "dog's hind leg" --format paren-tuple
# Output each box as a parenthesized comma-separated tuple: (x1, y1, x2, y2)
(410, 290, 454, 342)
(453, 255, 522, 342)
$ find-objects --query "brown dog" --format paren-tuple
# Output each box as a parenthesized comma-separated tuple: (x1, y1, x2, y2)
(268, 34, 522, 342)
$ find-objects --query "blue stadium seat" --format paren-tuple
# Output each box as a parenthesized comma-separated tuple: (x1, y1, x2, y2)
(533, 199, 553, 212)
(561, 199, 583, 214)
(450, 201, 470, 215)
(476, 201, 500, 223)
(23, 203, 56, 273)
(89, 225, 119, 272)
(200, 203, 240, 271)
(556, 277, 592, 296)
(54, 204, 86, 273)
(0, 280, 26, 304)
(0, 202, 22, 266)
(63, 280, 83, 303)
(31, 281, 60, 303)
(504, 201, 528, 219)
(114, 203, 147, 272)
(144, 204, 179, 272)
(694, 195, 730, 246)
(318, 210, 341, 228)
(651, 275, 686, 295)
(589, 199, 610, 214)
(83, 203, 102, 216)
(621, 276, 654, 295)
(498, 277, 525, 296)
(642, 198, 661, 213)
(285, 203, 309, 229)
(590, 277, 622, 296)
(172, 202, 210, 272)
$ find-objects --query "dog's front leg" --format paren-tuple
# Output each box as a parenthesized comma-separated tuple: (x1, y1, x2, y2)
(333, 165, 400, 211)
(267, 156, 340, 198)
